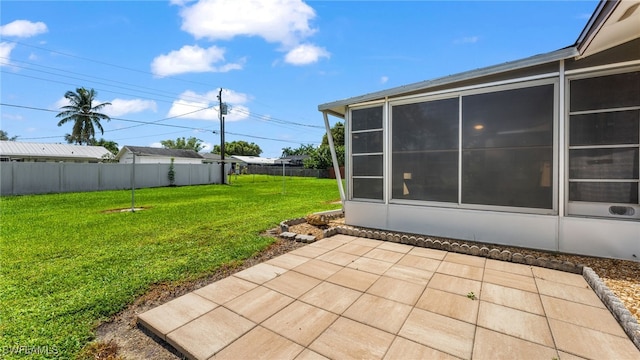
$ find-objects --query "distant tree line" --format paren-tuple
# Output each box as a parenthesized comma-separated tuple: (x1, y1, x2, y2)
(46, 87, 344, 169)
(281, 122, 344, 169)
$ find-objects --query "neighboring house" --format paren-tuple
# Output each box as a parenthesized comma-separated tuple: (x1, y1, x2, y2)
(318, 0, 640, 260)
(201, 153, 242, 165)
(115, 146, 204, 164)
(0, 141, 111, 163)
(230, 155, 282, 166)
(281, 155, 310, 167)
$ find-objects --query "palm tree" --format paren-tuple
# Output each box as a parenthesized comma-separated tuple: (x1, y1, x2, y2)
(56, 87, 111, 145)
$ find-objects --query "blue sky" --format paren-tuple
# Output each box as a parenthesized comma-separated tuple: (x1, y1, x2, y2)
(1, 0, 598, 157)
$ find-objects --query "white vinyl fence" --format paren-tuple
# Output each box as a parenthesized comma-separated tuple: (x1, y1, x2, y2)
(0, 162, 229, 196)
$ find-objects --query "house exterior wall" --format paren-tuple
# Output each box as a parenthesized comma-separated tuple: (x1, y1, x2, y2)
(341, 40, 640, 261)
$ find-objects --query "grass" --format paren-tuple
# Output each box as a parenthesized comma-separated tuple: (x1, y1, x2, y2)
(0, 175, 341, 359)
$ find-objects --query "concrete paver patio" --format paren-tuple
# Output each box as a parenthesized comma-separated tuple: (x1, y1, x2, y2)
(138, 234, 640, 360)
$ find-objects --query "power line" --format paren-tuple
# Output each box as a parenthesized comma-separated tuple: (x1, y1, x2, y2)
(0, 56, 211, 104)
(0, 102, 320, 145)
(2, 68, 324, 133)
(1, 70, 194, 109)
(3, 42, 324, 131)
(4, 39, 216, 89)
(0, 102, 216, 130)
(0, 103, 213, 132)
(232, 107, 324, 129)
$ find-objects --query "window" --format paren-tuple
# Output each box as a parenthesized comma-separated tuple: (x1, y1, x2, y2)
(392, 97, 459, 202)
(568, 70, 640, 217)
(350, 106, 384, 200)
(389, 81, 555, 211)
(462, 85, 554, 209)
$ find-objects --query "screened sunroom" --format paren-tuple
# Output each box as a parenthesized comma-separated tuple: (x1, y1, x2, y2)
(319, 0, 640, 260)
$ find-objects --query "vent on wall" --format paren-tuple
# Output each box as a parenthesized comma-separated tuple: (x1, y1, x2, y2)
(609, 206, 636, 216)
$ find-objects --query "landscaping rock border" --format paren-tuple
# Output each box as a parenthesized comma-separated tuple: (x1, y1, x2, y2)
(279, 209, 344, 243)
(583, 267, 640, 349)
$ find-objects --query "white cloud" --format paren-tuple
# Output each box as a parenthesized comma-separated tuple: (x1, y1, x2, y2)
(284, 43, 329, 65)
(149, 142, 163, 148)
(54, 97, 157, 117)
(170, 0, 196, 5)
(454, 36, 479, 44)
(54, 97, 69, 110)
(167, 89, 251, 121)
(0, 20, 48, 38)
(178, 0, 316, 47)
(1, 113, 24, 121)
(151, 44, 243, 77)
(199, 141, 213, 152)
(380, 76, 389, 84)
(169, 0, 328, 67)
(0, 42, 16, 67)
(102, 99, 157, 117)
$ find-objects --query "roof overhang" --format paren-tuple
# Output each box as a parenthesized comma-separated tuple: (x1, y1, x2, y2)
(318, 47, 577, 117)
(318, 0, 640, 118)
(576, 0, 640, 59)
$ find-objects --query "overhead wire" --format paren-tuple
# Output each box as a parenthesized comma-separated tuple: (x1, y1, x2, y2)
(0, 103, 320, 144)
(3, 41, 326, 127)
(4, 39, 215, 88)
(1, 65, 324, 132)
(0, 56, 211, 104)
(2, 40, 328, 145)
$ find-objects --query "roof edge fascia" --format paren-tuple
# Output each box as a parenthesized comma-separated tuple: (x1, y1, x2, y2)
(318, 46, 577, 112)
(575, 0, 619, 55)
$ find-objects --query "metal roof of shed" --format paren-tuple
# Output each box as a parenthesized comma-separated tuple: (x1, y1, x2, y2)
(117, 146, 203, 159)
(0, 141, 111, 160)
(231, 155, 281, 165)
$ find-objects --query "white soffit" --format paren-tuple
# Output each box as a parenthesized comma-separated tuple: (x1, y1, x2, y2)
(578, 0, 640, 59)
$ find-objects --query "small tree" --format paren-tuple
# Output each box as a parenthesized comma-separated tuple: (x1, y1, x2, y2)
(160, 137, 204, 152)
(304, 122, 345, 169)
(213, 140, 262, 156)
(0, 130, 18, 141)
(281, 144, 315, 157)
(91, 138, 119, 155)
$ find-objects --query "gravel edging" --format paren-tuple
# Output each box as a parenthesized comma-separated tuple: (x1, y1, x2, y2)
(281, 216, 640, 351)
(583, 267, 640, 349)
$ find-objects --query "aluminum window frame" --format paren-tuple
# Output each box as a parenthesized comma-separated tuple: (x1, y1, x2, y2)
(388, 77, 559, 215)
(347, 102, 386, 202)
(565, 66, 640, 220)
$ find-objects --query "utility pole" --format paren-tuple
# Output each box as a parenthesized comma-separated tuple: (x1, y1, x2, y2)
(217, 88, 225, 184)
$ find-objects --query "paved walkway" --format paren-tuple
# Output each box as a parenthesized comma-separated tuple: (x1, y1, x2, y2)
(138, 234, 640, 360)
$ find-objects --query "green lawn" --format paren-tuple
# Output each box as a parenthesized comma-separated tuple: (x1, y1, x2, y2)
(0, 175, 341, 359)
